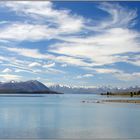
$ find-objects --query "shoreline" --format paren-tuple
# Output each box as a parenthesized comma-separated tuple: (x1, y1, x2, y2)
(102, 99, 140, 104)
(81, 99, 140, 104)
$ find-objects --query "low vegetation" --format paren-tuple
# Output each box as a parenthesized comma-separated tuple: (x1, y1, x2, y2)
(101, 90, 140, 97)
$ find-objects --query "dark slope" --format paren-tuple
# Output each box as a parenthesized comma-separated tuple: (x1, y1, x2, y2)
(0, 80, 62, 94)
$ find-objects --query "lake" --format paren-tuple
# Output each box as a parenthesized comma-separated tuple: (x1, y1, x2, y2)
(0, 94, 139, 139)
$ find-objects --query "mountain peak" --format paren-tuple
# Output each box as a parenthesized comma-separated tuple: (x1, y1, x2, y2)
(49, 84, 140, 94)
(0, 80, 52, 93)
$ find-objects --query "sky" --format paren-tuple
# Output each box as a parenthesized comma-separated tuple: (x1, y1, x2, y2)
(0, 1, 140, 87)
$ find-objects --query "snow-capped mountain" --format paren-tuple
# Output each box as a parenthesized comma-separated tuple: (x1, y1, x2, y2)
(1, 80, 139, 94)
(49, 84, 140, 94)
(0, 80, 59, 94)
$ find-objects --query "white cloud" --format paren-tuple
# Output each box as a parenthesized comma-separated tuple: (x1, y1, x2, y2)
(0, 55, 9, 61)
(46, 68, 65, 74)
(4, 63, 38, 74)
(130, 60, 140, 66)
(43, 62, 55, 68)
(5, 47, 54, 60)
(0, 2, 139, 85)
(2, 1, 84, 30)
(1, 2, 140, 69)
(36, 77, 41, 80)
(29, 62, 41, 67)
(76, 74, 94, 79)
(49, 28, 140, 66)
(14, 69, 27, 73)
(0, 1, 84, 42)
(0, 56, 41, 75)
(94, 68, 121, 74)
(90, 2, 137, 30)
(115, 72, 140, 81)
(56, 55, 92, 67)
(2, 68, 12, 73)
(61, 64, 67, 67)
(126, 55, 140, 66)
(5, 47, 92, 67)
(0, 74, 22, 81)
(0, 24, 53, 41)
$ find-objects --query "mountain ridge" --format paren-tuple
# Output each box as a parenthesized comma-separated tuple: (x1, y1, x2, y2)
(0, 80, 61, 94)
(49, 84, 140, 94)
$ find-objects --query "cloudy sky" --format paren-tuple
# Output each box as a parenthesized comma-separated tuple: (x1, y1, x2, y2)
(0, 1, 140, 87)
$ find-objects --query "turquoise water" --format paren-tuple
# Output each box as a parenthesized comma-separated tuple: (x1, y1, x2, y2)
(0, 94, 139, 139)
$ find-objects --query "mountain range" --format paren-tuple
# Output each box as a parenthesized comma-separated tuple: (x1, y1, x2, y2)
(0, 80, 139, 94)
(49, 84, 140, 94)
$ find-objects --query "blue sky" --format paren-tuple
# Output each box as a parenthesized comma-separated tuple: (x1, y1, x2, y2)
(0, 1, 140, 87)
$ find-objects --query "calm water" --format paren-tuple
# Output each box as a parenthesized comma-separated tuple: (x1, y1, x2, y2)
(0, 94, 139, 139)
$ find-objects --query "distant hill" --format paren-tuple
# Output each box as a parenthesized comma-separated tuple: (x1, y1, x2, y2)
(49, 84, 140, 94)
(0, 80, 61, 94)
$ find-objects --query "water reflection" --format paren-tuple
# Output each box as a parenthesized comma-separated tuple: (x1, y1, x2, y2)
(0, 94, 139, 138)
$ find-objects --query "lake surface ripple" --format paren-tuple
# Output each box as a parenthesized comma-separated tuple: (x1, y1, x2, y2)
(0, 94, 139, 139)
